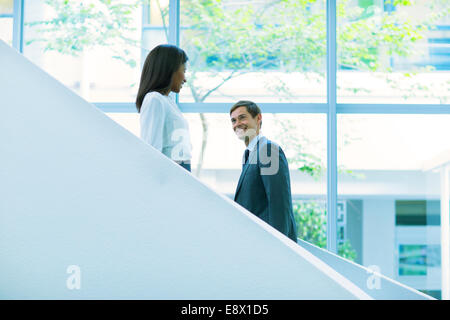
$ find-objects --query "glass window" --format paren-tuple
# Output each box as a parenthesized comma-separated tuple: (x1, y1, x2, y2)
(396, 200, 440, 226)
(398, 244, 440, 276)
(337, 0, 450, 104)
(141, 0, 170, 57)
(0, 0, 13, 14)
(180, 0, 327, 104)
(22, 0, 155, 102)
(338, 114, 450, 298)
(0, 0, 13, 45)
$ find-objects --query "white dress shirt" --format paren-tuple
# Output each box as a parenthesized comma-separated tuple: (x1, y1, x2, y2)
(246, 134, 262, 153)
(243, 134, 262, 164)
(140, 91, 192, 161)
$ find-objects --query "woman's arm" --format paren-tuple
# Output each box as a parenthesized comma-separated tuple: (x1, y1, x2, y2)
(140, 95, 166, 153)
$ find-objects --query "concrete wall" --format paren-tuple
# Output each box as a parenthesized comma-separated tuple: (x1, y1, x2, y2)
(362, 199, 396, 279)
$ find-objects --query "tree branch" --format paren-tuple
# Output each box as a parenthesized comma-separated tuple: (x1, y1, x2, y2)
(200, 70, 244, 101)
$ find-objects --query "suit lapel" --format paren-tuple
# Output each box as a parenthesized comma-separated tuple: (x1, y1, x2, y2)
(234, 160, 250, 200)
(234, 138, 266, 200)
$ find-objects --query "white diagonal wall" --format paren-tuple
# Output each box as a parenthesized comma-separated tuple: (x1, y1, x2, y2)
(0, 40, 423, 299)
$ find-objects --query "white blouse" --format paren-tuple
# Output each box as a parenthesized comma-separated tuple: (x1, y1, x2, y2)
(140, 91, 192, 161)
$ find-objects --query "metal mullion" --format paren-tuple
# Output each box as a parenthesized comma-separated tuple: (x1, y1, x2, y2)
(12, 0, 24, 53)
(169, 0, 180, 46)
(95, 102, 450, 114)
(441, 165, 450, 300)
(169, 0, 180, 104)
(140, 1, 150, 69)
(180, 103, 328, 113)
(326, 0, 338, 254)
(94, 102, 329, 113)
(337, 104, 450, 114)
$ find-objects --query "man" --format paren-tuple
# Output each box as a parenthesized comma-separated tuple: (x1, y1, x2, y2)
(230, 100, 298, 242)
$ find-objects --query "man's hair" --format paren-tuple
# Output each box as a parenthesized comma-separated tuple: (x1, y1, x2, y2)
(230, 100, 262, 128)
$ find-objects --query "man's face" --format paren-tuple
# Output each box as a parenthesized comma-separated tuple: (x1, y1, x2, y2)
(170, 63, 186, 93)
(230, 106, 261, 142)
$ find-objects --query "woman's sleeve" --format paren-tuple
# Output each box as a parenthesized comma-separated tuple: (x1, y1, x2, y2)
(140, 96, 166, 153)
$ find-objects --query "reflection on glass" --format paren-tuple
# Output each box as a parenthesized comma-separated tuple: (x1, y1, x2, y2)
(180, 0, 326, 103)
(337, 0, 450, 104)
(399, 244, 440, 276)
(338, 114, 450, 299)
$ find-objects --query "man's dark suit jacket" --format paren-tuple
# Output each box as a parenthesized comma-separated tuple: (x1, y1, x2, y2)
(234, 136, 298, 242)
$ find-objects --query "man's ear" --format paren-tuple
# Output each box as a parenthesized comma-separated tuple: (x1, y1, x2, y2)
(258, 114, 262, 128)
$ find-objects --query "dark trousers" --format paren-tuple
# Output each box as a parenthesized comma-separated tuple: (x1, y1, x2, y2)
(178, 161, 191, 172)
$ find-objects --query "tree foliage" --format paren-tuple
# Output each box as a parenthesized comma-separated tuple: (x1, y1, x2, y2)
(26, 0, 140, 67)
(293, 201, 357, 261)
(182, 0, 443, 84)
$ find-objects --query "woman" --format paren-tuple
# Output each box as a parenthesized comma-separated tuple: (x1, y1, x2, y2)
(136, 44, 192, 172)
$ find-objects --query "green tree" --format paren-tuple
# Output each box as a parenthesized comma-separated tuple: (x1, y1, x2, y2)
(293, 201, 357, 261)
(26, 0, 141, 98)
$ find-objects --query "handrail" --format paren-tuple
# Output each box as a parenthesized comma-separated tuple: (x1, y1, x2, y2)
(297, 238, 435, 300)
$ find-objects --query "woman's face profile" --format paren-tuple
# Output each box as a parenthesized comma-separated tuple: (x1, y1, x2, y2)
(170, 63, 186, 94)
